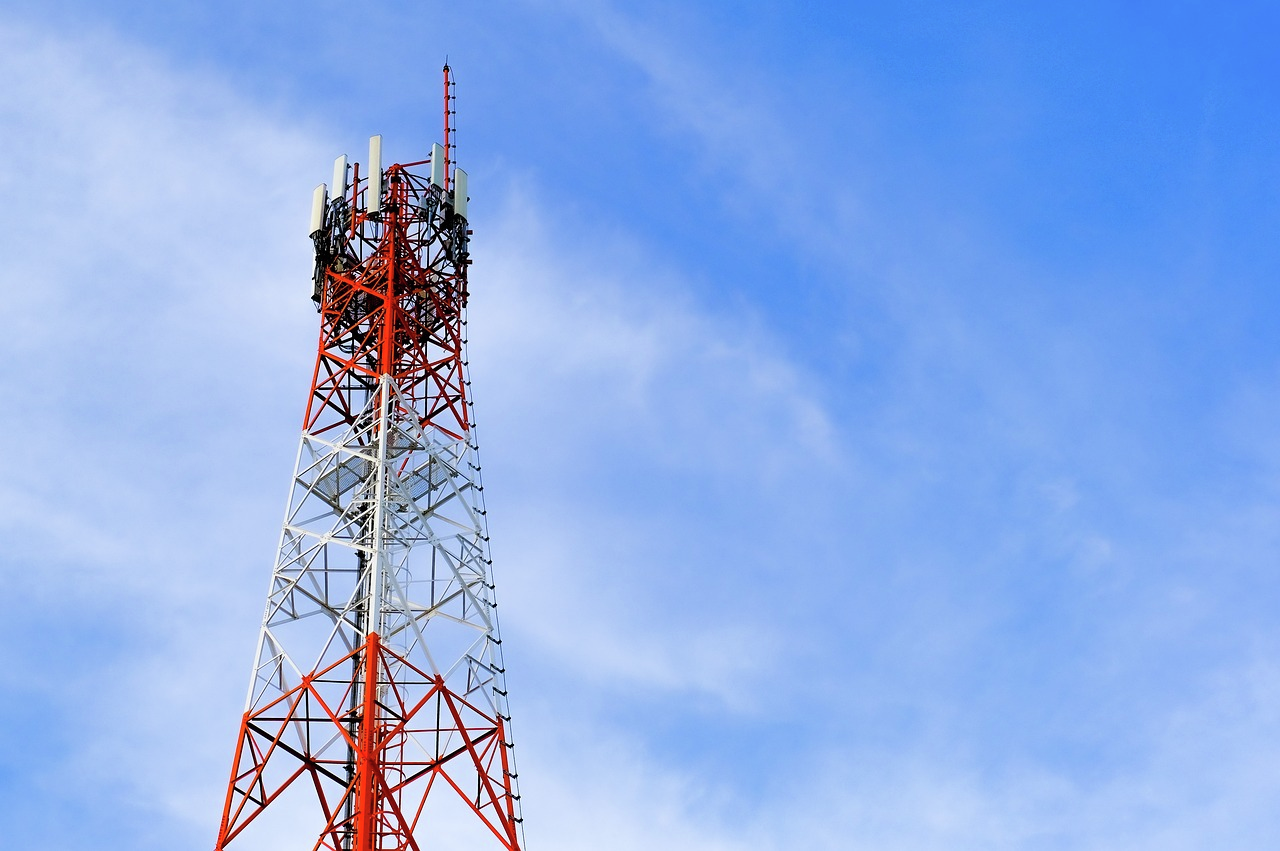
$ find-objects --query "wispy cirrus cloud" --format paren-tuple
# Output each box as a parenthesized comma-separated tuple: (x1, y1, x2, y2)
(7, 4, 1280, 851)
(0, 12, 842, 849)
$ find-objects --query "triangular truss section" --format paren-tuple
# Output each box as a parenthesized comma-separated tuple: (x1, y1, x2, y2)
(218, 379, 523, 851)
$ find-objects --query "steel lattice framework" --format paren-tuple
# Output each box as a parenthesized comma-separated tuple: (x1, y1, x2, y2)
(215, 67, 525, 851)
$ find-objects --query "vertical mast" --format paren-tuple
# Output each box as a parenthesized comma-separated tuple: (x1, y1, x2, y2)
(443, 64, 454, 192)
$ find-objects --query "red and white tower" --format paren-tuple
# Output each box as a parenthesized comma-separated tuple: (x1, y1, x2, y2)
(215, 67, 525, 851)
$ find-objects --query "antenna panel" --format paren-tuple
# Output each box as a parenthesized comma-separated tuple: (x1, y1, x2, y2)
(430, 142, 445, 188)
(309, 183, 327, 236)
(453, 168, 468, 218)
(332, 154, 348, 197)
(368, 135, 383, 212)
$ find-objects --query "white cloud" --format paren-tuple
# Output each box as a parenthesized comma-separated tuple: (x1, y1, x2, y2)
(457, 183, 840, 708)
(0, 12, 838, 848)
(0, 16, 331, 848)
(7, 7, 1280, 851)
(470, 184, 837, 476)
(0, 20, 331, 582)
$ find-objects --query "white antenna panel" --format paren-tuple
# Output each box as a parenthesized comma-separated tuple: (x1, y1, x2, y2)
(453, 168, 468, 218)
(332, 154, 348, 197)
(368, 135, 383, 213)
(430, 142, 445, 188)
(309, 183, 327, 236)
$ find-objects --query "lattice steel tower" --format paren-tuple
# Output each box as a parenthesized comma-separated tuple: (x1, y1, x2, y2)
(215, 67, 525, 851)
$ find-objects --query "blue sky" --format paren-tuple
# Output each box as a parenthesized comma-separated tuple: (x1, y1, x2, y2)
(2, 1, 1280, 848)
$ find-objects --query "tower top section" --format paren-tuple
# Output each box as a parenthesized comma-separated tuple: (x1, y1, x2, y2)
(303, 65, 474, 440)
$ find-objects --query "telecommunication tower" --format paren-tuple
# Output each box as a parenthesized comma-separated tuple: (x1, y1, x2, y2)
(214, 66, 525, 851)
